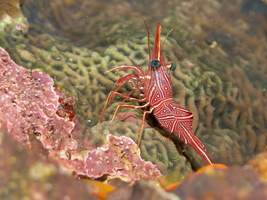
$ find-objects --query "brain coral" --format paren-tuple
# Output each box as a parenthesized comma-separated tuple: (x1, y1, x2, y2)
(163, 0, 267, 156)
(0, 0, 266, 172)
(21, 0, 141, 49)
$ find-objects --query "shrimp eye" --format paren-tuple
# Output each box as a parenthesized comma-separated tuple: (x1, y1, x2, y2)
(166, 62, 176, 71)
(170, 63, 176, 71)
(150, 59, 161, 67)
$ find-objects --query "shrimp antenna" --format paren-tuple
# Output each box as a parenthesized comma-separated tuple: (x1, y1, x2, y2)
(162, 28, 174, 51)
(139, 15, 151, 58)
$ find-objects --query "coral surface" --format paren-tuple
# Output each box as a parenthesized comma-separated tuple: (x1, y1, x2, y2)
(174, 166, 267, 200)
(19, 0, 147, 52)
(0, 46, 77, 151)
(56, 134, 163, 182)
(0, 0, 28, 31)
(86, 116, 193, 177)
(0, 130, 98, 200)
(0, 0, 267, 198)
(85, 134, 162, 181)
(246, 150, 267, 183)
(0, 0, 266, 170)
(107, 180, 180, 200)
(0, 0, 266, 187)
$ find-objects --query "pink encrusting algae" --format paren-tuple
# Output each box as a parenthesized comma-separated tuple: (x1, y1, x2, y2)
(0, 46, 77, 151)
(85, 134, 162, 181)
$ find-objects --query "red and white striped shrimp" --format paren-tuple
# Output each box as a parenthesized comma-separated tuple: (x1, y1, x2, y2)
(98, 23, 212, 165)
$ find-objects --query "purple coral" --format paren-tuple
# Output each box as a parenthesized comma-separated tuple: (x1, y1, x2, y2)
(0, 47, 77, 151)
(56, 134, 163, 181)
(85, 134, 162, 181)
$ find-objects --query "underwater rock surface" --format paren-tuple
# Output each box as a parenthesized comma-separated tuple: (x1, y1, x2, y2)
(174, 166, 267, 200)
(0, 131, 98, 200)
(0, 0, 28, 30)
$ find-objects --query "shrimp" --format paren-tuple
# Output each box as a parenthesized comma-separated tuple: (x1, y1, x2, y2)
(98, 23, 212, 165)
